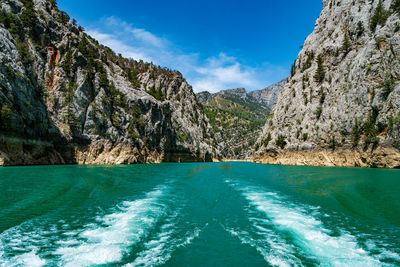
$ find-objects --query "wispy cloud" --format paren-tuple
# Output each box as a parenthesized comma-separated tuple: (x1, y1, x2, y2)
(86, 17, 287, 93)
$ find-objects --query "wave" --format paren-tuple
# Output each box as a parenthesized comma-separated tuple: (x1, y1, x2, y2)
(225, 180, 398, 267)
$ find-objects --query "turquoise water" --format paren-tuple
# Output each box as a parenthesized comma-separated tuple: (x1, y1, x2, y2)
(0, 162, 399, 266)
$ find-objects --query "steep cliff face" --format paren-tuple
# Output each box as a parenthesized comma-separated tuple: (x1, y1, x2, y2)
(197, 81, 286, 159)
(255, 0, 400, 168)
(0, 0, 218, 165)
(249, 78, 287, 110)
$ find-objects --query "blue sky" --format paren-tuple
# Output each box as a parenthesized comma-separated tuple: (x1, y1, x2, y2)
(58, 0, 322, 93)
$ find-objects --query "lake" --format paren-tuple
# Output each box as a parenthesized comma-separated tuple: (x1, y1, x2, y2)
(0, 162, 399, 266)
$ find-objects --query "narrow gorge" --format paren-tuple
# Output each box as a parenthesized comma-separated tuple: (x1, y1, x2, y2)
(1, 0, 400, 168)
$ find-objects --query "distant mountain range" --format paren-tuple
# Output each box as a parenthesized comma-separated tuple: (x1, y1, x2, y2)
(196, 79, 287, 159)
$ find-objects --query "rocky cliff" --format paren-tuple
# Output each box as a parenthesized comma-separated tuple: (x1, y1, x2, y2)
(255, 0, 400, 168)
(0, 0, 218, 166)
(249, 78, 287, 110)
(197, 81, 286, 159)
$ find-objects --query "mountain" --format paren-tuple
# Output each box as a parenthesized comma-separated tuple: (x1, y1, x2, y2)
(197, 81, 286, 159)
(0, 0, 218, 166)
(255, 0, 400, 168)
(249, 78, 287, 108)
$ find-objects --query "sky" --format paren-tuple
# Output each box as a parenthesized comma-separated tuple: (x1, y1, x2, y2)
(57, 0, 322, 93)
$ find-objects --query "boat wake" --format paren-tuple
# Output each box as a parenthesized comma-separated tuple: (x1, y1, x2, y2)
(225, 179, 400, 267)
(0, 184, 195, 266)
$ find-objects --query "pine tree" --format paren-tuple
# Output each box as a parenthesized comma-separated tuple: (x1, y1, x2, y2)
(357, 21, 365, 37)
(314, 55, 325, 84)
(370, 0, 389, 32)
(391, 0, 400, 13)
(341, 33, 351, 55)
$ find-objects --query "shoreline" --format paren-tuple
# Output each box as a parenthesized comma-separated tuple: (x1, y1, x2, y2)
(213, 158, 252, 162)
(2, 148, 400, 169)
(253, 147, 400, 169)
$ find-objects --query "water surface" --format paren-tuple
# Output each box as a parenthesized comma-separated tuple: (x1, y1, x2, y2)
(0, 162, 399, 266)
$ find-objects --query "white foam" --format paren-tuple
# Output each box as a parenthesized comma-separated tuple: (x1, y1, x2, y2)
(227, 181, 387, 267)
(0, 249, 46, 267)
(131, 212, 203, 267)
(53, 185, 170, 266)
(225, 227, 301, 267)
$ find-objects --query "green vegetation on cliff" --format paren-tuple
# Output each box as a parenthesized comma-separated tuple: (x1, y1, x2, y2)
(198, 88, 270, 159)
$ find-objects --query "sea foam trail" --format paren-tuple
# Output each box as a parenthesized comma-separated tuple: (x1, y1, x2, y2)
(128, 218, 203, 267)
(226, 180, 388, 267)
(225, 226, 303, 267)
(0, 184, 171, 267)
(54, 184, 170, 266)
(125, 204, 204, 267)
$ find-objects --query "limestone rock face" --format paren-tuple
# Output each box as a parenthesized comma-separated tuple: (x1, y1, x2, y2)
(256, 0, 400, 168)
(249, 78, 287, 110)
(0, 0, 218, 165)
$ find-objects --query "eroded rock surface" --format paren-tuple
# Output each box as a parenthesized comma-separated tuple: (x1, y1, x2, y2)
(255, 0, 400, 168)
(0, 0, 218, 165)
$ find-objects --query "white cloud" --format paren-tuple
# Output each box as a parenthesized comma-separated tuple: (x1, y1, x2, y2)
(192, 53, 263, 93)
(86, 17, 288, 93)
(131, 28, 164, 48)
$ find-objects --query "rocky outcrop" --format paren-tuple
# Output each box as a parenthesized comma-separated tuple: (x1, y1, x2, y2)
(255, 0, 400, 168)
(197, 81, 286, 159)
(0, 0, 218, 166)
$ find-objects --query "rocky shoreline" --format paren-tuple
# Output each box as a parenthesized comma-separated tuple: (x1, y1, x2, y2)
(253, 147, 400, 169)
(0, 137, 212, 166)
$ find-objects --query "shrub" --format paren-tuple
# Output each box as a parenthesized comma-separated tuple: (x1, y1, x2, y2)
(363, 108, 379, 142)
(62, 51, 73, 77)
(148, 86, 164, 101)
(351, 118, 361, 147)
(127, 123, 139, 139)
(301, 51, 314, 72)
(109, 85, 127, 107)
(5, 64, 15, 79)
(0, 10, 23, 39)
(370, 0, 390, 32)
(380, 74, 395, 100)
(303, 133, 308, 141)
(264, 133, 272, 147)
(57, 11, 70, 25)
(391, 0, 400, 13)
(357, 21, 365, 37)
(276, 135, 287, 149)
(111, 112, 121, 128)
(16, 42, 33, 68)
(315, 106, 323, 120)
(318, 88, 326, 105)
(329, 136, 336, 150)
(77, 38, 88, 56)
(0, 105, 12, 124)
(20, 0, 36, 28)
(126, 69, 141, 87)
(290, 59, 296, 78)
